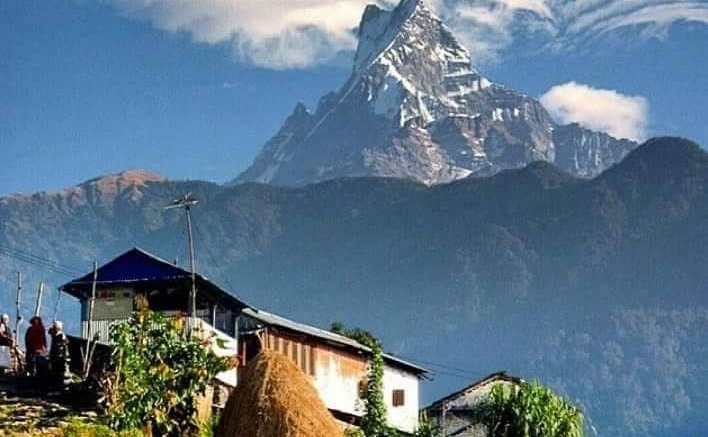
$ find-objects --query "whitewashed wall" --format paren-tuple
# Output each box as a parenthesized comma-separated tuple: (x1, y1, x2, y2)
(383, 364, 420, 433)
(311, 348, 420, 434)
(312, 351, 365, 417)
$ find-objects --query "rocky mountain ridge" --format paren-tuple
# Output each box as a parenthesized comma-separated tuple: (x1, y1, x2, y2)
(235, 0, 637, 186)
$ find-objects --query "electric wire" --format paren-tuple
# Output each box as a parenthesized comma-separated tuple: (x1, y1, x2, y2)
(192, 220, 242, 295)
(0, 244, 84, 277)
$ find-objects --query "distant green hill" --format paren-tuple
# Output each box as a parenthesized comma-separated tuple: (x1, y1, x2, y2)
(0, 137, 706, 437)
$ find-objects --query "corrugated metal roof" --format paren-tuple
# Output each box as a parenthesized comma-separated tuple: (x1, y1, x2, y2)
(60, 247, 249, 311)
(424, 371, 524, 410)
(242, 308, 428, 375)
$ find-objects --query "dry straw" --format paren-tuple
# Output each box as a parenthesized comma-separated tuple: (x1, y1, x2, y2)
(217, 349, 346, 437)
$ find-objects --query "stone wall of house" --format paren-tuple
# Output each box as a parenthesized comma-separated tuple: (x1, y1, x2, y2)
(432, 379, 518, 437)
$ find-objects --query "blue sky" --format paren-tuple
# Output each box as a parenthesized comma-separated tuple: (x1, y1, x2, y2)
(2, 0, 707, 196)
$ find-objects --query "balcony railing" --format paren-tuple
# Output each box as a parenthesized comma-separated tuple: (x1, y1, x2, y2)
(80, 315, 239, 386)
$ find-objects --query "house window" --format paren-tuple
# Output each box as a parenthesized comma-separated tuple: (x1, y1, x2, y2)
(292, 342, 299, 362)
(392, 389, 405, 407)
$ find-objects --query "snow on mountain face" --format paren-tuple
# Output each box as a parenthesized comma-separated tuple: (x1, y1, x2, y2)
(553, 124, 637, 178)
(235, 0, 637, 186)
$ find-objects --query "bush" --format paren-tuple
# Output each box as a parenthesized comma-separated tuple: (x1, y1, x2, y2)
(103, 309, 233, 436)
(481, 381, 586, 437)
(62, 420, 144, 437)
(413, 412, 442, 437)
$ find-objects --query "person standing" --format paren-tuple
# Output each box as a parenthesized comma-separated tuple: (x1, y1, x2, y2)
(48, 320, 70, 385)
(0, 314, 12, 373)
(0, 314, 12, 347)
(25, 316, 47, 376)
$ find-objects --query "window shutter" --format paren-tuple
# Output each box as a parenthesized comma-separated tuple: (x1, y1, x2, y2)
(392, 389, 405, 407)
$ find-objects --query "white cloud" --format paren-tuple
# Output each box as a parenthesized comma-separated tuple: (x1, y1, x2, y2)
(562, 1, 708, 35)
(108, 0, 381, 69)
(432, 0, 708, 65)
(104, 0, 708, 69)
(540, 82, 649, 140)
(437, 0, 555, 64)
(586, 3, 708, 35)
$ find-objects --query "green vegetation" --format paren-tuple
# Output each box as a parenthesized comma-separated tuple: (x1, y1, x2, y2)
(62, 420, 144, 437)
(359, 341, 398, 437)
(103, 308, 232, 436)
(330, 322, 380, 348)
(481, 382, 586, 437)
(413, 413, 442, 437)
(331, 322, 398, 437)
(2, 419, 144, 437)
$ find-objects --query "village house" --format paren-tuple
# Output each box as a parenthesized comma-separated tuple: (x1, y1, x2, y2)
(60, 247, 427, 433)
(424, 371, 524, 437)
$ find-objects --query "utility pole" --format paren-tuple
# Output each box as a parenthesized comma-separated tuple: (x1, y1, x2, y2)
(34, 282, 44, 317)
(166, 193, 199, 321)
(14, 272, 22, 345)
(83, 260, 99, 378)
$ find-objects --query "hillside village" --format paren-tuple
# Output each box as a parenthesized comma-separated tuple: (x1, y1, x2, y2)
(1, 246, 533, 436)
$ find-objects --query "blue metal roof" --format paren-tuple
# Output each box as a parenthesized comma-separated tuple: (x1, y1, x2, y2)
(60, 247, 249, 310)
(62, 247, 191, 285)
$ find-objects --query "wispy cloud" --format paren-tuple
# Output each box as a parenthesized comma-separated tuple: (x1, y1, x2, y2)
(539, 81, 649, 140)
(108, 0, 384, 69)
(562, 1, 708, 35)
(105, 0, 708, 69)
(432, 0, 708, 63)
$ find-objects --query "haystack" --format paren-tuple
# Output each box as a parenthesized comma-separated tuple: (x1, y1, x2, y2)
(216, 350, 346, 437)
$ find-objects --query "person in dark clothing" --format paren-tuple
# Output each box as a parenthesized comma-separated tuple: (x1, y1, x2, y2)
(48, 320, 70, 385)
(25, 316, 47, 376)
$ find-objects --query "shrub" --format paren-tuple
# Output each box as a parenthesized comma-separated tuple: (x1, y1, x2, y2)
(103, 310, 232, 436)
(481, 381, 586, 437)
(62, 420, 144, 437)
(413, 412, 442, 437)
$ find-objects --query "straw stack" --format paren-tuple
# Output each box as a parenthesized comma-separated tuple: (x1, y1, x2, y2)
(216, 349, 345, 437)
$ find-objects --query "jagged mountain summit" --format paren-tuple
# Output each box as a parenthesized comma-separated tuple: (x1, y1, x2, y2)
(235, 0, 637, 186)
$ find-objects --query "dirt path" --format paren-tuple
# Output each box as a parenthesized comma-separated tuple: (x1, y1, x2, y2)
(0, 377, 98, 434)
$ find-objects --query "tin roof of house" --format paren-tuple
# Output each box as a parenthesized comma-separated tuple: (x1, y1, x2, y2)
(425, 371, 524, 410)
(59, 247, 249, 311)
(242, 307, 429, 376)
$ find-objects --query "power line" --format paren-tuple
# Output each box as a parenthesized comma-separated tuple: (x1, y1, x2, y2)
(0, 244, 84, 277)
(192, 221, 243, 295)
(391, 354, 492, 380)
(0, 244, 84, 274)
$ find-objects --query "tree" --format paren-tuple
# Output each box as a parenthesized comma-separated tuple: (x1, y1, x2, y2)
(481, 381, 586, 437)
(330, 322, 380, 348)
(104, 308, 233, 436)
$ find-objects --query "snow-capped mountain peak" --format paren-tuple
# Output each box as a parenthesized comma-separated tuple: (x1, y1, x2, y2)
(233, 0, 636, 186)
